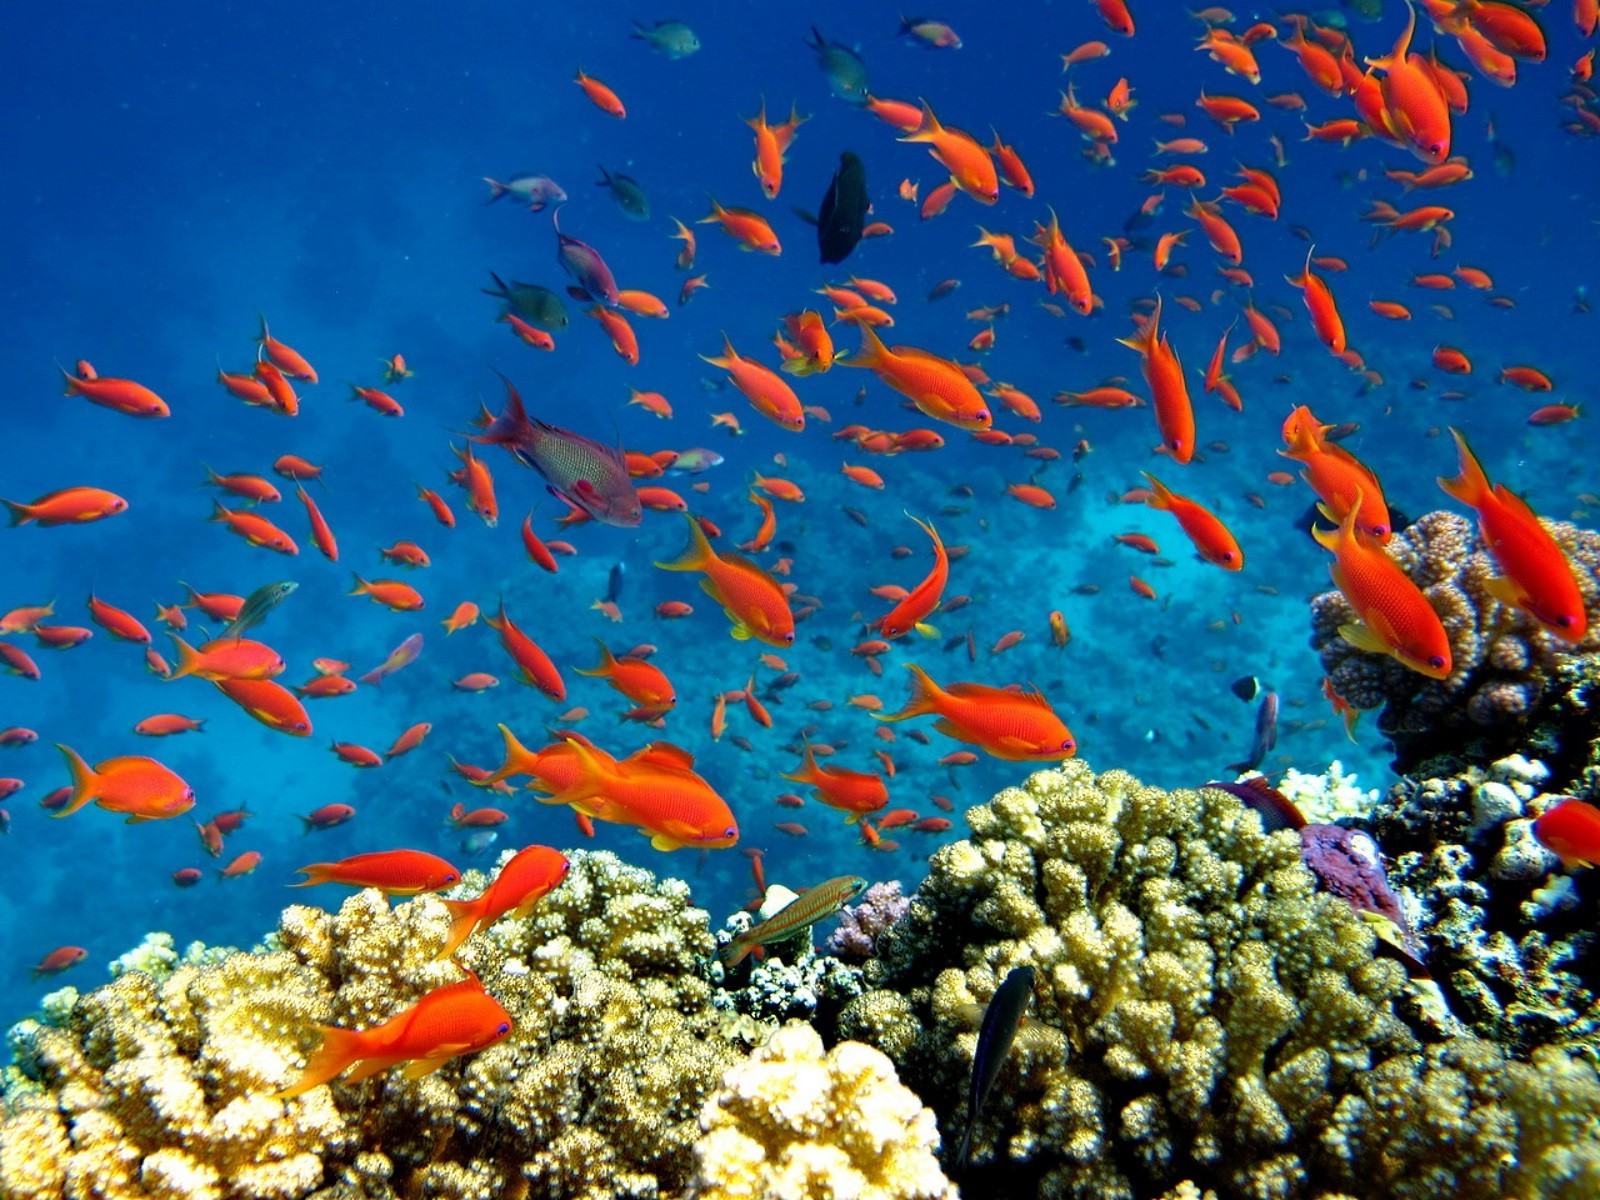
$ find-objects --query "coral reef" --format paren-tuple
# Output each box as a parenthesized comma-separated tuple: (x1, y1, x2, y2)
(1274, 761, 1378, 825)
(1364, 754, 1599, 1058)
(0, 849, 746, 1200)
(825, 880, 911, 963)
(833, 759, 1419, 1199)
(1310, 509, 1600, 784)
(688, 1022, 957, 1200)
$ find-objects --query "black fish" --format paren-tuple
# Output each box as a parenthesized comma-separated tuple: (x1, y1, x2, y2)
(1227, 691, 1279, 774)
(816, 152, 868, 264)
(606, 562, 626, 604)
(1230, 674, 1260, 702)
(955, 965, 1035, 1169)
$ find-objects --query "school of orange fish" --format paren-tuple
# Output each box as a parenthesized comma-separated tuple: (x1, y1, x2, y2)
(5, 1, 1600, 1073)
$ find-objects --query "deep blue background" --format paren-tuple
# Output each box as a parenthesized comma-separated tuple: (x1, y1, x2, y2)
(1, 1, 1596, 1026)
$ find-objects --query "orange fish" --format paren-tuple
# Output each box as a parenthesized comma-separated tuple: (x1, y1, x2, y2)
(781, 742, 889, 823)
(576, 640, 676, 710)
(256, 314, 318, 383)
(133, 714, 206, 736)
(1437, 428, 1588, 643)
(54, 744, 195, 821)
(900, 101, 999, 204)
(451, 442, 499, 527)
(1116, 296, 1196, 463)
(876, 664, 1076, 761)
(871, 515, 947, 639)
(699, 197, 780, 254)
(539, 737, 739, 851)
(747, 100, 807, 199)
(1279, 405, 1392, 542)
(575, 69, 625, 118)
(1365, 5, 1451, 163)
(60, 364, 168, 418)
(435, 845, 570, 960)
(1533, 798, 1600, 871)
(168, 635, 284, 682)
(587, 304, 639, 365)
(777, 311, 834, 376)
(1031, 206, 1093, 315)
(210, 500, 297, 555)
(700, 335, 804, 430)
(1142, 472, 1243, 569)
(1312, 491, 1452, 679)
(840, 324, 991, 430)
(655, 513, 795, 646)
(4, 487, 127, 527)
(349, 575, 424, 612)
(293, 849, 461, 894)
(87, 593, 152, 644)
(274, 969, 512, 1099)
(485, 601, 565, 699)
(214, 677, 312, 736)
(1284, 246, 1346, 355)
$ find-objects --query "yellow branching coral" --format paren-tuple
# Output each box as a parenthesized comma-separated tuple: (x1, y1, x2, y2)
(838, 760, 1418, 1200)
(0, 850, 743, 1200)
(689, 1022, 957, 1200)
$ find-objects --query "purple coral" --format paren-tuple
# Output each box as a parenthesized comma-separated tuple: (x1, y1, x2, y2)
(1309, 509, 1600, 780)
(1299, 823, 1420, 959)
(825, 880, 910, 962)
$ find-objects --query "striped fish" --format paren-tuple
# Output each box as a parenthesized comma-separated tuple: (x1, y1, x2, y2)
(719, 875, 867, 967)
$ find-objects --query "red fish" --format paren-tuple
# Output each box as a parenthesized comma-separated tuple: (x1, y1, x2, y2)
(54, 745, 195, 821)
(876, 664, 1076, 761)
(1117, 297, 1196, 463)
(60, 364, 168, 418)
(435, 845, 569, 959)
(1533, 797, 1600, 870)
(654, 514, 795, 646)
(485, 601, 566, 699)
(1141, 472, 1243, 570)
(780, 742, 888, 823)
(292, 849, 461, 895)
(3, 487, 127, 527)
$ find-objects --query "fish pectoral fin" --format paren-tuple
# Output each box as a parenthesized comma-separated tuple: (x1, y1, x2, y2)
(400, 1047, 470, 1080)
(342, 1056, 406, 1085)
(644, 828, 689, 852)
(913, 622, 940, 639)
(1482, 575, 1526, 611)
(931, 718, 966, 740)
(728, 621, 752, 641)
(1336, 622, 1390, 657)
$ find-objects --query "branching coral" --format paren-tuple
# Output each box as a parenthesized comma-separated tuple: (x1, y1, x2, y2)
(835, 760, 1421, 1199)
(1310, 510, 1600, 782)
(688, 1022, 957, 1200)
(0, 849, 745, 1200)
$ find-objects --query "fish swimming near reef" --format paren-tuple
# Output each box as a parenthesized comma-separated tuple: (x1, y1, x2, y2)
(955, 964, 1036, 1169)
(1228, 691, 1279, 774)
(815, 151, 869, 264)
(470, 374, 641, 527)
(718, 874, 867, 967)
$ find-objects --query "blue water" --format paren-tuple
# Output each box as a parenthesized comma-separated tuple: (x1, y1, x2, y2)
(1, 1, 1595, 1023)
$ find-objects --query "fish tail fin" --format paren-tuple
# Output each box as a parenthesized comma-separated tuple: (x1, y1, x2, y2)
(273, 1024, 366, 1099)
(347, 574, 370, 597)
(539, 738, 611, 810)
(289, 863, 337, 888)
(902, 98, 942, 142)
(481, 723, 540, 785)
(878, 663, 944, 723)
(52, 744, 100, 818)
(779, 740, 819, 785)
(58, 364, 83, 397)
(166, 633, 202, 681)
(653, 514, 718, 572)
(574, 638, 617, 679)
(849, 322, 890, 370)
(1140, 472, 1175, 511)
(1437, 428, 1492, 508)
(483, 178, 509, 202)
(435, 898, 487, 960)
(470, 373, 536, 450)
(2, 499, 32, 527)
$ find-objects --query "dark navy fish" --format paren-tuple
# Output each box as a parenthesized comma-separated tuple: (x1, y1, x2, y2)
(955, 964, 1035, 1169)
(606, 562, 626, 604)
(1228, 691, 1279, 774)
(816, 151, 868, 264)
(552, 209, 620, 307)
(470, 374, 641, 527)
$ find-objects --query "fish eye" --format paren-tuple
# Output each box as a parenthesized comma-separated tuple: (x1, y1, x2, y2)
(496, 1022, 510, 1035)
(1557, 614, 1575, 628)
(1061, 740, 1075, 751)
(723, 826, 737, 839)
(445, 872, 460, 884)
(1428, 655, 1446, 669)
(782, 632, 795, 645)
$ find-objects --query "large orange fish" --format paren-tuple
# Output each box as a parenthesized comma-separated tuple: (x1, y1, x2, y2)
(700, 335, 805, 430)
(1117, 297, 1196, 463)
(435, 845, 570, 959)
(840, 324, 992, 430)
(1437, 428, 1588, 643)
(54, 744, 195, 821)
(899, 101, 999, 204)
(540, 737, 739, 851)
(1279, 406, 1392, 542)
(1365, 5, 1452, 163)
(213, 677, 312, 736)
(654, 514, 795, 646)
(274, 969, 511, 1099)
(168, 635, 284, 682)
(1312, 492, 1453, 679)
(292, 849, 461, 894)
(1141, 473, 1243, 570)
(876, 664, 1076, 761)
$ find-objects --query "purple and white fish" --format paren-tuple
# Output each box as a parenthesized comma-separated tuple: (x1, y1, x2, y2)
(483, 174, 567, 211)
(553, 208, 620, 307)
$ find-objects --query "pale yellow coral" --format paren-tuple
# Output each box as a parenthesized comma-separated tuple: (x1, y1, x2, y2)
(690, 1023, 957, 1200)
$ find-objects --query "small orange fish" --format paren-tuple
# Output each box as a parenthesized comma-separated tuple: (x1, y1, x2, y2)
(1533, 798, 1600, 871)
(876, 664, 1075, 761)
(900, 101, 999, 203)
(4, 487, 128, 527)
(780, 742, 888, 823)
(1117, 297, 1195, 463)
(654, 513, 795, 646)
(575, 69, 625, 117)
(699, 197, 781, 254)
(576, 640, 676, 710)
(1142, 473, 1242, 570)
(700, 335, 804, 430)
(436, 846, 570, 959)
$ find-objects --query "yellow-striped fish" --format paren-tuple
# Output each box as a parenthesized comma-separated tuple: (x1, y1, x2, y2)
(718, 875, 867, 967)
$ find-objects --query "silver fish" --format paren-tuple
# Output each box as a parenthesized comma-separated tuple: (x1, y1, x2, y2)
(631, 18, 700, 59)
(223, 581, 298, 639)
(484, 174, 567, 211)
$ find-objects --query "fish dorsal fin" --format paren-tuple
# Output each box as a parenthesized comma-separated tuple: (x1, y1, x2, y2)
(632, 741, 696, 771)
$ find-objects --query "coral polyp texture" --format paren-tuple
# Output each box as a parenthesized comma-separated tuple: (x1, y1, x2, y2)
(0, 849, 745, 1200)
(832, 759, 1600, 1199)
(1310, 509, 1600, 784)
(688, 1022, 957, 1200)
